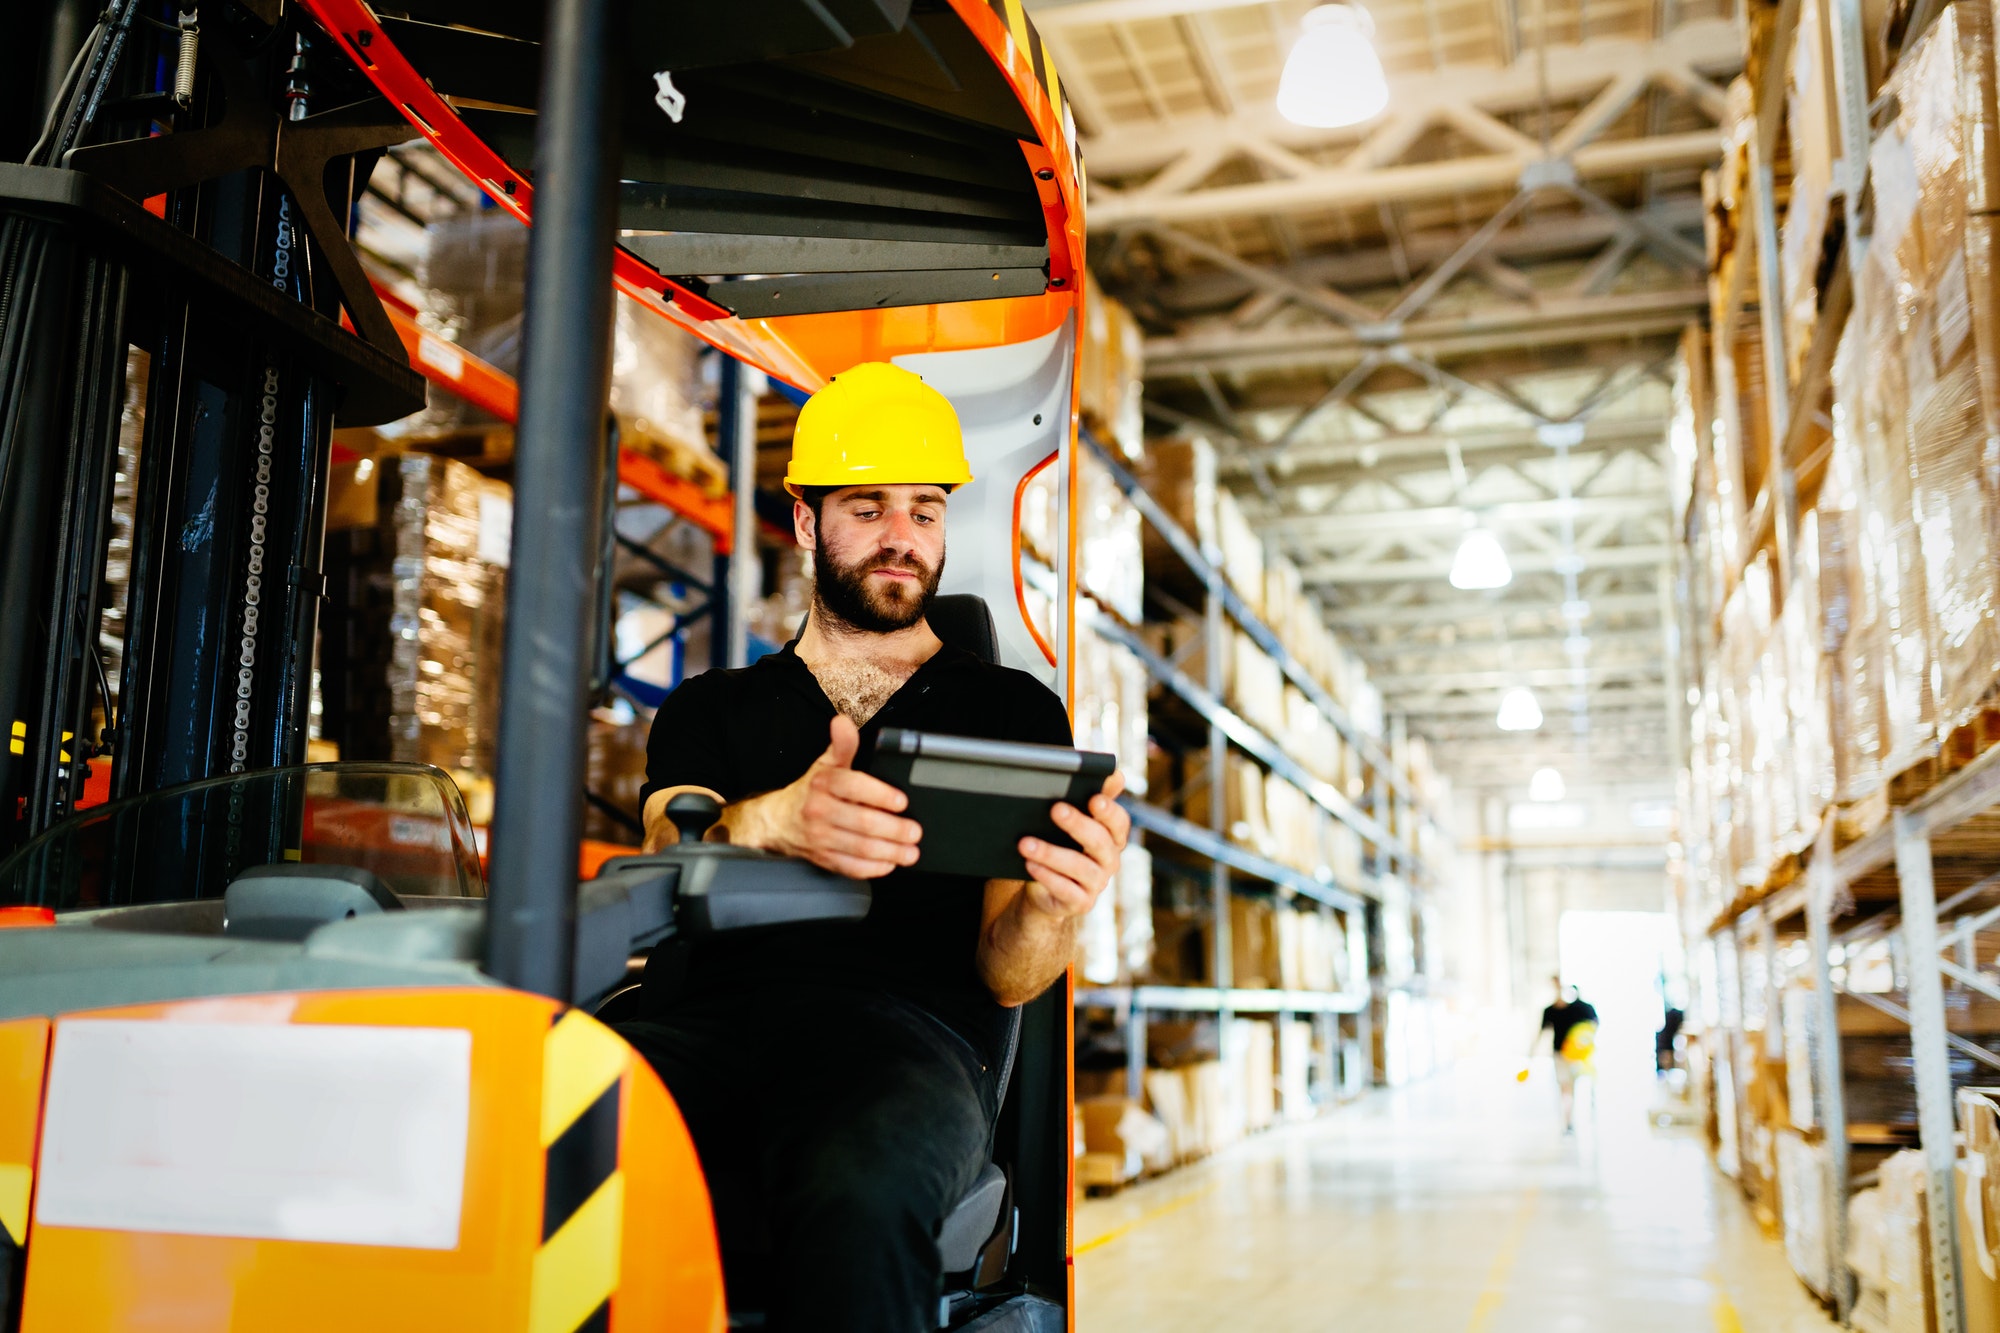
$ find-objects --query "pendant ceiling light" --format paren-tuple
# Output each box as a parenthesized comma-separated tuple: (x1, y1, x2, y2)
(1529, 766, 1566, 802)
(1496, 687, 1544, 732)
(1449, 527, 1513, 590)
(1276, 5, 1390, 130)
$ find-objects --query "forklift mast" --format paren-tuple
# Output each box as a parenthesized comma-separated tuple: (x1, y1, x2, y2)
(0, 2, 424, 873)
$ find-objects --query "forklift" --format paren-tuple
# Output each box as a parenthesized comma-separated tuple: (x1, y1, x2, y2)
(0, 1, 1087, 1329)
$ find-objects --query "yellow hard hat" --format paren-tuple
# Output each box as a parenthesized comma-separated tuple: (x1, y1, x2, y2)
(784, 361, 972, 497)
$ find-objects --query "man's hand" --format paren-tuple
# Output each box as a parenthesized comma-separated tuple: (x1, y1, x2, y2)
(978, 771, 1133, 1007)
(718, 715, 922, 878)
(1018, 771, 1132, 921)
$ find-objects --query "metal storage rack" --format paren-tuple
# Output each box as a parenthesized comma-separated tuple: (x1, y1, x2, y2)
(1680, 0, 1987, 1323)
(1713, 750, 2000, 1332)
(1075, 429, 1445, 1106)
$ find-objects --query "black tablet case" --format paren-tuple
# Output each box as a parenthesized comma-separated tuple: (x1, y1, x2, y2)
(860, 729, 1118, 880)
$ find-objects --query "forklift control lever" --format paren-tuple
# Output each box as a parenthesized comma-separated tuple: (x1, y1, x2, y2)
(665, 791, 722, 844)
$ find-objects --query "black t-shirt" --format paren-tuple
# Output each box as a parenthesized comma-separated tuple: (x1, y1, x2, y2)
(639, 639, 1074, 1066)
(1541, 1000, 1599, 1057)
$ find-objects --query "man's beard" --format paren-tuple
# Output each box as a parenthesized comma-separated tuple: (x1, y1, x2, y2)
(812, 542, 944, 633)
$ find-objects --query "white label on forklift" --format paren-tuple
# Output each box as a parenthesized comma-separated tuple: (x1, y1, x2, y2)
(36, 1019, 472, 1250)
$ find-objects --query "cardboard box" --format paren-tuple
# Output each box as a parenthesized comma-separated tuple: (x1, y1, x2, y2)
(1959, 1090, 2000, 1331)
(1078, 1096, 1173, 1180)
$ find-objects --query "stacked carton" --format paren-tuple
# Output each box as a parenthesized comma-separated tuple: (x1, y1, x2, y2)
(1836, 0, 2000, 779)
(320, 454, 508, 792)
(1077, 841, 1155, 986)
(1778, 0, 1841, 385)
(1079, 273, 1145, 461)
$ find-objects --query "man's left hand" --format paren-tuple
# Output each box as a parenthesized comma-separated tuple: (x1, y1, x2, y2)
(1017, 772, 1132, 919)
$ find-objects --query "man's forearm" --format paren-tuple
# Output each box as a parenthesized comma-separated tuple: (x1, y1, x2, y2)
(978, 888, 1078, 1007)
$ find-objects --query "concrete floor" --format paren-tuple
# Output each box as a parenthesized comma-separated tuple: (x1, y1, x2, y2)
(1073, 1058, 1839, 1332)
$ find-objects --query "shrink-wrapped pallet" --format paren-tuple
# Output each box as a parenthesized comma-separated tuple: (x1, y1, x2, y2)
(1076, 877, 1120, 985)
(1780, 0, 1841, 384)
(1116, 842, 1154, 981)
(1778, 1129, 1832, 1297)
(1710, 322, 1767, 563)
(1869, 2, 2000, 741)
(1077, 446, 1144, 623)
(1816, 401, 1891, 802)
(320, 455, 505, 785)
(1882, 1149, 1936, 1333)
(1669, 325, 1709, 526)
(1785, 508, 1838, 834)
(1072, 599, 1150, 798)
(1839, 227, 1937, 773)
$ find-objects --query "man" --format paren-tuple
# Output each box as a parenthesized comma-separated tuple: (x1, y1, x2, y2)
(617, 362, 1130, 1333)
(1532, 978, 1598, 1133)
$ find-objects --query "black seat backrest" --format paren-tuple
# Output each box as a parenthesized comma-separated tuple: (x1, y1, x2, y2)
(926, 594, 1000, 666)
(792, 593, 999, 667)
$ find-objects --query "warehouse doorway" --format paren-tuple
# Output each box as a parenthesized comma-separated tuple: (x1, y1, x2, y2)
(1558, 909, 1682, 1079)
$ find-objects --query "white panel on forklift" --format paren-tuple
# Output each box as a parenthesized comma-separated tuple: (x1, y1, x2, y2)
(897, 315, 1076, 687)
(36, 1019, 472, 1250)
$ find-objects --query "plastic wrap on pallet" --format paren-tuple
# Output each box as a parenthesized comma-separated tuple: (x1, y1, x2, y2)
(1906, 213, 2000, 740)
(1073, 599, 1149, 798)
(1882, 1149, 1936, 1333)
(384, 456, 492, 775)
(1815, 398, 1888, 801)
(1078, 447, 1144, 624)
(1842, 208, 1936, 770)
(1787, 509, 1838, 828)
(1077, 876, 1120, 985)
(1669, 326, 1708, 525)
(1780, 0, 1840, 385)
(1778, 1129, 1832, 1297)
(1710, 321, 1767, 555)
(611, 293, 716, 486)
(321, 455, 505, 786)
(1117, 841, 1154, 982)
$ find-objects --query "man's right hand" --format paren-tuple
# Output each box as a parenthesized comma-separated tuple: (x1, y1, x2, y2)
(721, 715, 922, 879)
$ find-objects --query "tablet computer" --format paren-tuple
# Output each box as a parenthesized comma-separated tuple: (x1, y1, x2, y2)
(860, 729, 1118, 880)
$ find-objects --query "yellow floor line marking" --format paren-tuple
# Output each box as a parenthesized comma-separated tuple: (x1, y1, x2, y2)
(1709, 1272, 1745, 1333)
(1466, 1187, 1539, 1333)
(1073, 1182, 1218, 1256)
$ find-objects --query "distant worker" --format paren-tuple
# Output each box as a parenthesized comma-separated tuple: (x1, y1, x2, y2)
(1531, 977, 1599, 1133)
(1657, 1003, 1686, 1075)
(620, 363, 1131, 1332)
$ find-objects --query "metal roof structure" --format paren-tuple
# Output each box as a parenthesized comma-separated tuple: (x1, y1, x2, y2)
(1030, 0, 1737, 790)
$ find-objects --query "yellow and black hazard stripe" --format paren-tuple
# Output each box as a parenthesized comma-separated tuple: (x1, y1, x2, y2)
(530, 1010, 629, 1333)
(983, 0, 1086, 186)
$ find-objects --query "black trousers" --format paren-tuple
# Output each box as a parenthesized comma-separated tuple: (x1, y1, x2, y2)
(616, 988, 996, 1333)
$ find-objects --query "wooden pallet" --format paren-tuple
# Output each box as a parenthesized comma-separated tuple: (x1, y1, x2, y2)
(1942, 705, 2000, 777)
(1833, 786, 1889, 849)
(624, 425, 728, 498)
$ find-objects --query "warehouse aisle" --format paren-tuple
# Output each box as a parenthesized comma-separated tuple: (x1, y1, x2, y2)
(1074, 1058, 1835, 1332)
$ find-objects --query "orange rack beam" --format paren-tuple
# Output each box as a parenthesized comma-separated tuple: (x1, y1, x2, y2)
(374, 287, 736, 553)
